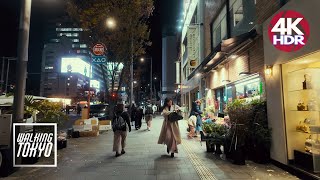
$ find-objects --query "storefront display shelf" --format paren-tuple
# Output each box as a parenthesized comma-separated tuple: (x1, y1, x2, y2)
(288, 67, 320, 74)
(290, 110, 320, 112)
(289, 89, 315, 93)
(296, 131, 318, 134)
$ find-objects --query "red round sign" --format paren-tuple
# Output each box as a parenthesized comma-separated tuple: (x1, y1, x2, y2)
(268, 10, 310, 52)
(92, 43, 106, 56)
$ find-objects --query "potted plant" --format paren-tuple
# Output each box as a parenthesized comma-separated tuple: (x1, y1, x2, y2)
(23, 97, 68, 164)
(226, 99, 252, 165)
(202, 122, 228, 154)
(248, 100, 271, 163)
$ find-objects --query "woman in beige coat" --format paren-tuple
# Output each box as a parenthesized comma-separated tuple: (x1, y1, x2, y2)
(158, 98, 182, 157)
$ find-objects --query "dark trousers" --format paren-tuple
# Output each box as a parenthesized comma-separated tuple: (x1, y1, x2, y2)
(135, 118, 142, 129)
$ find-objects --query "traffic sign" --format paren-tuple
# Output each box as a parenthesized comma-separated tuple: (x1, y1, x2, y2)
(92, 43, 106, 56)
(92, 56, 107, 64)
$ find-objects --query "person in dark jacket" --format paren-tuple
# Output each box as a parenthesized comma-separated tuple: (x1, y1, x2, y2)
(189, 100, 203, 136)
(131, 104, 136, 127)
(113, 103, 131, 157)
(135, 107, 143, 130)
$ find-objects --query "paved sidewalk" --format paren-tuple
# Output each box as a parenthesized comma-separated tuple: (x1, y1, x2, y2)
(2, 116, 298, 180)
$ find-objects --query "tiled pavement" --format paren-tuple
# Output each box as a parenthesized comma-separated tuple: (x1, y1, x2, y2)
(2, 116, 299, 180)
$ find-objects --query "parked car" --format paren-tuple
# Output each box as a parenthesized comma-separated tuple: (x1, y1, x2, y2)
(89, 104, 109, 120)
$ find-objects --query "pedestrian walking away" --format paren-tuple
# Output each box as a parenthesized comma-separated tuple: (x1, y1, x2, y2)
(135, 107, 143, 130)
(131, 104, 136, 127)
(158, 98, 182, 158)
(145, 103, 153, 131)
(77, 103, 81, 116)
(152, 104, 157, 117)
(112, 103, 131, 157)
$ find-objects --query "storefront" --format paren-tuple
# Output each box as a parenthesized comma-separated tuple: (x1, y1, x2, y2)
(206, 73, 263, 115)
(263, 0, 320, 178)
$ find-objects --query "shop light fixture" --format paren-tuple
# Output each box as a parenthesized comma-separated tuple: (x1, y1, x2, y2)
(196, 73, 201, 77)
(222, 80, 231, 84)
(239, 72, 251, 76)
(265, 65, 273, 76)
(230, 55, 237, 59)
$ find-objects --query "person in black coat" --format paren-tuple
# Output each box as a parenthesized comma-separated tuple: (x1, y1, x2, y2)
(131, 104, 136, 127)
(135, 107, 143, 130)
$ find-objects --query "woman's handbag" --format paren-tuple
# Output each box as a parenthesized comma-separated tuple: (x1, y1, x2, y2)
(168, 111, 183, 122)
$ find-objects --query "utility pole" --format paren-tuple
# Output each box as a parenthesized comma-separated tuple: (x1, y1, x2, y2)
(1, 57, 5, 93)
(150, 57, 153, 101)
(12, 0, 32, 167)
(130, 33, 134, 110)
(13, 0, 32, 123)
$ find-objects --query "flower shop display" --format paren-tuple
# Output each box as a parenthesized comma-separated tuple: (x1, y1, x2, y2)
(225, 99, 271, 165)
(201, 119, 228, 154)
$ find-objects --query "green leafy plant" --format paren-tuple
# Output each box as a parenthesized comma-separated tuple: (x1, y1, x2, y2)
(24, 96, 68, 126)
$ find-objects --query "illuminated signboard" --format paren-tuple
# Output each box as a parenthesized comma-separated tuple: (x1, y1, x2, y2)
(61, 57, 92, 77)
(90, 80, 100, 89)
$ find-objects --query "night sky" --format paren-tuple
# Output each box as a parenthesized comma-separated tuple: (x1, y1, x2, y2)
(0, 0, 181, 96)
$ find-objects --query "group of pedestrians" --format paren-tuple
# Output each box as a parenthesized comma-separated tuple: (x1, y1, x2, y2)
(130, 102, 157, 131)
(112, 98, 202, 158)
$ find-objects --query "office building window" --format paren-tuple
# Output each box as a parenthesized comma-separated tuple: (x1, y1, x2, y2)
(80, 44, 87, 48)
(230, 0, 243, 26)
(56, 28, 72, 31)
(45, 66, 54, 70)
(58, 33, 79, 37)
(72, 44, 80, 48)
(50, 39, 59, 43)
(72, 39, 79, 43)
(212, 5, 227, 48)
(72, 28, 83, 31)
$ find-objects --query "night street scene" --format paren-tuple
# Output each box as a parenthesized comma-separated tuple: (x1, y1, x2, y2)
(1, 0, 320, 179)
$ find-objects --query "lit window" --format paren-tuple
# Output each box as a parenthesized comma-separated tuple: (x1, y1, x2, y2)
(72, 44, 80, 48)
(72, 28, 83, 31)
(73, 39, 79, 42)
(72, 33, 79, 37)
(51, 39, 59, 43)
(80, 44, 87, 48)
(56, 28, 73, 31)
(45, 66, 54, 70)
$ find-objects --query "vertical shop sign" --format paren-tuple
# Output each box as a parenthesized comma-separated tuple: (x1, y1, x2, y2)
(187, 26, 199, 67)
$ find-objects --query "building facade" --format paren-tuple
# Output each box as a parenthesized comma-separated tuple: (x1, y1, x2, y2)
(179, 0, 320, 178)
(162, 36, 178, 102)
(180, 0, 261, 112)
(262, 0, 320, 178)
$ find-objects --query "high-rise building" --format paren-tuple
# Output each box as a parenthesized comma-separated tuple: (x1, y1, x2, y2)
(40, 16, 126, 103)
(162, 36, 178, 102)
(40, 16, 108, 102)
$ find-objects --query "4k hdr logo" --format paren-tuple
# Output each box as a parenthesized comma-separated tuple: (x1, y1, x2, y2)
(268, 10, 310, 52)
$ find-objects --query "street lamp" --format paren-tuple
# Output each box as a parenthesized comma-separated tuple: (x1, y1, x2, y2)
(106, 18, 116, 29)
(140, 56, 153, 100)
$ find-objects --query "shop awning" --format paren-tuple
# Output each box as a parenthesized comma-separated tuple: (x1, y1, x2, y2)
(187, 29, 257, 80)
